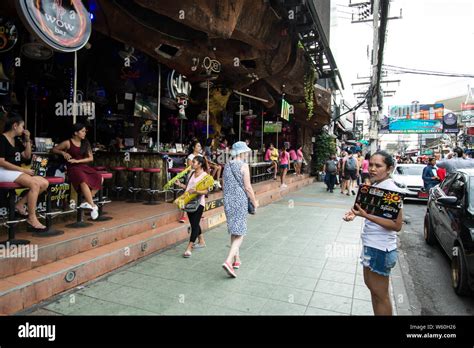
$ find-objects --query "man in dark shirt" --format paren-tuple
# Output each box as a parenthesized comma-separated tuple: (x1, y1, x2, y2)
(323, 154, 338, 193)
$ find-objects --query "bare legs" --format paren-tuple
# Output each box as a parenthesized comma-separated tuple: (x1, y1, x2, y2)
(281, 168, 288, 186)
(225, 234, 243, 265)
(14, 175, 49, 228)
(80, 182, 98, 208)
(363, 267, 393, 315)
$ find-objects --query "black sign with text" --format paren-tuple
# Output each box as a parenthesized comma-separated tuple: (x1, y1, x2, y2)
(354, 184, 404, 220)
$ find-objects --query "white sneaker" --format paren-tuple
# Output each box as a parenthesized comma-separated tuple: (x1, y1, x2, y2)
(90, 206, 99, 220)
(79, 202, 94, 210)
(281, 184, 288, 188)
(216, 182, 222, 189)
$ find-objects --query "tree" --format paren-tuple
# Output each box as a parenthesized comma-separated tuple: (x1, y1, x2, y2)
(312, 131, 336, 175)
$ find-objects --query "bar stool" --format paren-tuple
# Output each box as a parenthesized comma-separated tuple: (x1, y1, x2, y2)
(94, 166, 107, 171)
(127, 167, 144, 203)
(92, 171, 113, 221)
(35, 177, 66, 237)
(0, 182, 30, 246)
(110, 166, 127, 200)
(143, 168, 162, 205)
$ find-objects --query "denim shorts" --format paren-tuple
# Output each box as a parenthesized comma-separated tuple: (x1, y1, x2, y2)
(360, 246, 398, 277)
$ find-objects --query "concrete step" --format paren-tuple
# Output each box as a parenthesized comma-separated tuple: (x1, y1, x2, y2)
(0, 174, 315, 314)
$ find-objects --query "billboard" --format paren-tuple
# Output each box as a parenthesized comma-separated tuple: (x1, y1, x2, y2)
(379, 104, 444, 134)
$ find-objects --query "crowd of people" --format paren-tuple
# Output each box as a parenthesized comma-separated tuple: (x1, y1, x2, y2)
(323, 150, 367, 194)
(264, 143, 305, 188)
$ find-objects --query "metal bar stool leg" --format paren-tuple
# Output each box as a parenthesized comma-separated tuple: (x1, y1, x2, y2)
(34, 187, 64, 237)
(66, 189, 92, 228)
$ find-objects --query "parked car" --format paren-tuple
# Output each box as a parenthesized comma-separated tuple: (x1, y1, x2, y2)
(392, 164, 426, 200)
(424, 169, 474, 296)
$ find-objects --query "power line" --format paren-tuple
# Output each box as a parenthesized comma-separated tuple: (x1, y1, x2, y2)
(383, 64, 474, 78)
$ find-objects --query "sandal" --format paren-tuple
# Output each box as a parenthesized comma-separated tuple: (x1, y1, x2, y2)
(183, 250, 192, 258)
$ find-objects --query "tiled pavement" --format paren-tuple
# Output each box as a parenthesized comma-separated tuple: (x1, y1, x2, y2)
(29, 181, 400, 316)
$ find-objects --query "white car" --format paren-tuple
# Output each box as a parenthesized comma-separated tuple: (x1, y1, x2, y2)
(392, 164, 426, 200)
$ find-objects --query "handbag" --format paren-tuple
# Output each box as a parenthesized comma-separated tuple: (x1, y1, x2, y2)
(228, 162, 255, 215)
(183, 198, 200, 213)
(179, 171, 201, 213)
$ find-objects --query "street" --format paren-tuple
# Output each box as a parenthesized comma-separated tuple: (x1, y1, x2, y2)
(400, 200, 474, 315)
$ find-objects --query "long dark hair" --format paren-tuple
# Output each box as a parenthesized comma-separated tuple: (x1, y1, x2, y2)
(193, 155, 209, 172)
(71, 123, 91, 157)
(4, 114, 24, 132)
(189, 140, 200, 156)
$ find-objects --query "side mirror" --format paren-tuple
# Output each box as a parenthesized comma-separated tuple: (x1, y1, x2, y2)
(437, 196, 458, 206)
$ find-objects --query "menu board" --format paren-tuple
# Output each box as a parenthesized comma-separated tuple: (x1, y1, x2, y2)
(31, 154, 48, 177)
(354, 184, 404, 220)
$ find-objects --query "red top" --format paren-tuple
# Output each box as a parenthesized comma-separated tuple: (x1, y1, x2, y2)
(437, 167, 446, 181)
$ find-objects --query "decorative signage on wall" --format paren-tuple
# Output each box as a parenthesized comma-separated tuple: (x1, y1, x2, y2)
(0, 18, 18, 52)
(16, 0, 91, 52)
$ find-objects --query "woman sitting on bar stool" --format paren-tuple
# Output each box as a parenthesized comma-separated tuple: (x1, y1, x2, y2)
(52, 123, 101, 220)
(0, 114, 49, 231)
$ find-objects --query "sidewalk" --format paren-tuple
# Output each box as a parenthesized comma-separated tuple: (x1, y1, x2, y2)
(29, 181, 405, 316)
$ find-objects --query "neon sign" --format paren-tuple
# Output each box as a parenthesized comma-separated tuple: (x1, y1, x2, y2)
(17, 0, 91, 52)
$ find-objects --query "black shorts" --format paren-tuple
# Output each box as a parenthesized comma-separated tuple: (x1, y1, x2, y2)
(344, 170, 358, 180)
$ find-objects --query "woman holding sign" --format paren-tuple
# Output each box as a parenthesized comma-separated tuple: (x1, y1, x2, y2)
(343, 151, 403, 315)
(0, 114, 49, 231)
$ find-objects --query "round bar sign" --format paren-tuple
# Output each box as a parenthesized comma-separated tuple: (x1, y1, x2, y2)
(16, 0, 91, 52)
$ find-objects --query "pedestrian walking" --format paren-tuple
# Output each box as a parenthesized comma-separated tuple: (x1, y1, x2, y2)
(323, 154, 338, 192)
(222, 141, 258, 278)
(344, 150, 359, 195)
(279, 146, 290, 188)
(361, 153, 371, 185)
(422, 157, 440, 191)
(343, 151, 403, 315)
(174, 156, 210, 258)
(338, 151, 347, 194)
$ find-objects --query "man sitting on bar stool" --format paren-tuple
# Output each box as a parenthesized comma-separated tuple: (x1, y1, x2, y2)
(0, 114, 49, 231)
(52, 123, 102, 220)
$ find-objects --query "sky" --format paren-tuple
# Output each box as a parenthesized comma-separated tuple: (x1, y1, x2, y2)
(330, 0, 474, 144)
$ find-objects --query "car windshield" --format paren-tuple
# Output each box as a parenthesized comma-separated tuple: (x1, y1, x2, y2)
(395, 166, 424, 176)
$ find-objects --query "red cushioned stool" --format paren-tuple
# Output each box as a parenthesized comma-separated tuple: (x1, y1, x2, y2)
(110, 166, 127, 200)
(143, 168, 163, 205)
(0, 182, 30, 245)
(127, 167, 144, 203)
(94, 166, 107, 171)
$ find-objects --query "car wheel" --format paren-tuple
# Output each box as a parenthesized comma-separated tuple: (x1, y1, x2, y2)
(423, 213, 436, 245)
(451, 245, 471, 296)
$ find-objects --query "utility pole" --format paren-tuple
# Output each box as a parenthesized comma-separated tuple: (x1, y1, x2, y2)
(369, 0, 381, 154)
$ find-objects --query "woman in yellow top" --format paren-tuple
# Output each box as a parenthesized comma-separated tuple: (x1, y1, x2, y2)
(264, 143, 279, 180)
